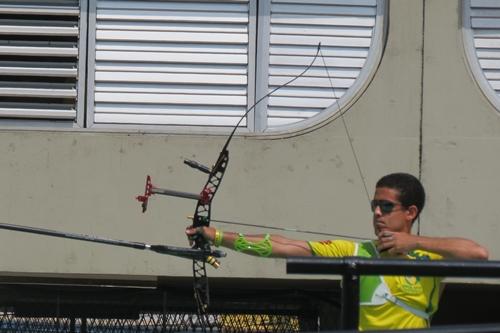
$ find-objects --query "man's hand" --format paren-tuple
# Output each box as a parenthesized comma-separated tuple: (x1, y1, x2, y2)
(377, 231, 489, 260)
(377, 231, 417, 255)
(185, 226, 216, 245)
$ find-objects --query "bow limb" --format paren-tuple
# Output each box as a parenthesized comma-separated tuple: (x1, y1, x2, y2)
(186, 43, 326, 317)
(190, 148, 229, 315)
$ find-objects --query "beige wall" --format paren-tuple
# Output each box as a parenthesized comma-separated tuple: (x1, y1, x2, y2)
(0, 0, 497, 283)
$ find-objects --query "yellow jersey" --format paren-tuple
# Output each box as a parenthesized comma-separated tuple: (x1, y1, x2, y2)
(308, 239, 443, 331)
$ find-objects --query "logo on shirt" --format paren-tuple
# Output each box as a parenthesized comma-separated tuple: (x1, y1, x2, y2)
(397, 276, 423, 294)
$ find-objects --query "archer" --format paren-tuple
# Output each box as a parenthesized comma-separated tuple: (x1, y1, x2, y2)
(186, 172, 489, 331)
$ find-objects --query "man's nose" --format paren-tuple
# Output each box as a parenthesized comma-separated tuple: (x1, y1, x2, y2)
(373, 205, 383, 216)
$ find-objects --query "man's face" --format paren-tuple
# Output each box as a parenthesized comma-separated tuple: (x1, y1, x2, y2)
(371, 187, 415, 236)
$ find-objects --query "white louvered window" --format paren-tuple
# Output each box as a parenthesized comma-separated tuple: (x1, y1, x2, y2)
(87, 0, 386, 133)
(0, 0, 84, 125)
(88, 0, 256, 130)
(256, 0, 383, 131)
(0, 0, 385, 132)
(463, 0, 500, 112)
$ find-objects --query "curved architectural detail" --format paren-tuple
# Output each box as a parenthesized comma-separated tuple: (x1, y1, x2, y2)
(463, 0, 500, 111)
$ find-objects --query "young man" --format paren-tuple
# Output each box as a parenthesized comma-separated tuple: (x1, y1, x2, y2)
(186, 173, 489, 330)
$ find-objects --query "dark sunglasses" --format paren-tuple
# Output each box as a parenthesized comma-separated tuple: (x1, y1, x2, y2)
(370, 200, 402, 214)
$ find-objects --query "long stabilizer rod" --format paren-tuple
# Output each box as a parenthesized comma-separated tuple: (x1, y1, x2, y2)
(0, 222, 226, 261)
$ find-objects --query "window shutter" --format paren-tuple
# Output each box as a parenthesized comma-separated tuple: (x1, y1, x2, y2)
(256, 0, 383, 130)
(0, 0, 80, 121)
(464, 0, 500, 110)
(90, 0, 254, 130)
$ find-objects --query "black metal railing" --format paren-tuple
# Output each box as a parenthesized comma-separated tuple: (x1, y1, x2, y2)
(287, 257, 500, 330)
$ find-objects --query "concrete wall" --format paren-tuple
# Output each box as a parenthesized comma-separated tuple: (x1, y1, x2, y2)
(0, 0, 497, 283)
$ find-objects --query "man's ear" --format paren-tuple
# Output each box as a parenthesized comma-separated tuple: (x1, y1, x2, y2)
(406, 205, 419, 223)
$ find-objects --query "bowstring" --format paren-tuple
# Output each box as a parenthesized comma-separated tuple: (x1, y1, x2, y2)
(318, 47, 372, 207)
(211, 43, 373, 243)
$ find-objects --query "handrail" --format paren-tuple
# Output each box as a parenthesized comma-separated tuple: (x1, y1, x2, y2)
(286, 257, 500, 330)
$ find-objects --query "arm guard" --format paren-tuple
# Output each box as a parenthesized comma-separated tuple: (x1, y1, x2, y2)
(234, 233, 273, 257)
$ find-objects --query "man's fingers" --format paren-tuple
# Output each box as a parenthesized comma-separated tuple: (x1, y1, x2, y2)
(379, 231, 393, 239)
(377, 240, 392, 251)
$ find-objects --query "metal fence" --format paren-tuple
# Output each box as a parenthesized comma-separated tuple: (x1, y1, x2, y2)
(0, 311, 301, 333)
(0, 280, 335, 333)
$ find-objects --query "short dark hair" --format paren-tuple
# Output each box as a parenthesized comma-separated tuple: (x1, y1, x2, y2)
(376, 173, 425, 219)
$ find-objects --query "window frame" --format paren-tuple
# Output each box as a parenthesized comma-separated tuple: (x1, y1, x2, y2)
(462, 0, 500, 113)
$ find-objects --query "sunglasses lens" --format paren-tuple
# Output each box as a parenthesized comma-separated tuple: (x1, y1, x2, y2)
(380, 202, 395, 214)
(371, 200, 396, 214)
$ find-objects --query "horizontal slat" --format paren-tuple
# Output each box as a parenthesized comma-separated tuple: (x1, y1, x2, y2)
(0, 4, 78, 15)
(474, 29, 500, 38)
(96, 30, 248, 44)
(470, 9, 500, 17)
(273, 0, 376, 6)
(97, 21, 247, 33)
(268, 96, 334, 108)
(0, 24, 78, 36)
(95, 104, 246, 116)
(270, 45, 369, 58)
(95, 92, 247, 105)
(95, 72, 247, 85)
(488, 79, 500, 89)
(97, 9, 248, 23)
(0, 65, 76, 77)
(267, 117, 310, 127)
(95, 83, 246, 95)
(98, 1, 248, 12)
(269, 66, 360, 78)
(94, 113, 247, 126)
(483, 70, 500, 79)
(271, 25, 373, 38)
(96, 62, 246, 75)
(96, 41, 247, 54)
(270, 55, 365, 67)
(269, 76, 354, 88)
(476, 49, 500, 59)
(471, 0, 500, 8)
(271, 87, 346, 98)
(471, 18, 500, 29)
(0, 18, 78, 36)
(0, 108, 75, 119)
(96, 51, 247, 64)
(0, 87, 76, 98)
(0, 45, 78, 57)
(475, 38, 500, 48)
(268, 108, 321, 118)
(271, 14, 375, 27)
(272, 4, 376, 16)
(270, 34, 372, 47)
(479, 59, 500, 69)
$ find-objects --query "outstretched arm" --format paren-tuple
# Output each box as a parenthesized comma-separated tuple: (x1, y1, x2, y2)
(377, 231, 489, 260)
(186, 226, 313, 258)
